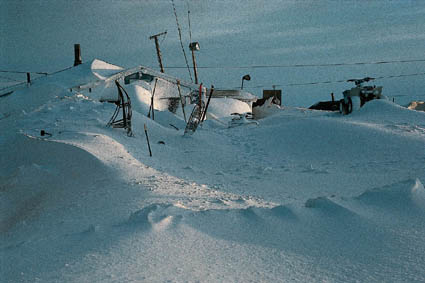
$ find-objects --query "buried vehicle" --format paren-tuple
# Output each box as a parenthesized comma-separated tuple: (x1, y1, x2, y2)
(339, 77, 384, 115)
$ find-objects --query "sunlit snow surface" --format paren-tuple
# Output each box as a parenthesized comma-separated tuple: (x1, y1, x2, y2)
(1, 1, 425, 282)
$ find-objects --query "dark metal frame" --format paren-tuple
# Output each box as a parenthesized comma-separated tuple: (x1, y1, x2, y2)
(107, 80, 133, 136)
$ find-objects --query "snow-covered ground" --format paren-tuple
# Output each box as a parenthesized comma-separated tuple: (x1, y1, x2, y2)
(1, 1, 425, 282)
(1, 58, 425, 282)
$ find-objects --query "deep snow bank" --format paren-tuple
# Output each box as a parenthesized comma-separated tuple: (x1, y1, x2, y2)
(2, 65, 425, 282)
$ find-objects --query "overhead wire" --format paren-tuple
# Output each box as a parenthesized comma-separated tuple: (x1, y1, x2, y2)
(218, 71, 425, 90)
(2, 57, 424, 78)
(0, 70, 48, 75)
(0, 66, 71, 92)
(0, 75, 25, 83)
(163, 58, 425, 69)
(2, 58, 425, 93)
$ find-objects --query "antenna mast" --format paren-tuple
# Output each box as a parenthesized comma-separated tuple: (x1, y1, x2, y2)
(187, 1, 192, 43)
(171, 0, 193, 82)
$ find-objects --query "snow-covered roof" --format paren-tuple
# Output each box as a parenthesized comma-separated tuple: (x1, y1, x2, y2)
(208, 89, 257, 102)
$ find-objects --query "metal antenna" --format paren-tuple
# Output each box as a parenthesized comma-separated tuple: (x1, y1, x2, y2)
(171, 0, 193, 82)
(187, 1, 192, 43)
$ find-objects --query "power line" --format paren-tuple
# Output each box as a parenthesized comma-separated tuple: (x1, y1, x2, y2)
(2, 59, 425, 94)
(0, 66, 71, 92)
(164, 58, 425, 70)
(218, 71, 425, 90)
(0, 75, 25, 83)
(2, 57, 424, 77)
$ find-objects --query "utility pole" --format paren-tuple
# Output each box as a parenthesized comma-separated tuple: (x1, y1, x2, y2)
(149, 31, 167, 73)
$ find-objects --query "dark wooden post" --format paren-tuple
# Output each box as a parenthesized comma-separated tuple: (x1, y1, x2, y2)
(148, 79, 158, 120)
(26, 73, 31, 84)
(149, 31, 167, 73)
(201, 85, 214, 122)
(177, 80, 187, 123)
(191, 49, 198, 84)
(144, 124, 152, 157)
(189, 42, 200, 85)
(74, 44, 82, 66)
(198, 83, 203, 108)
(331, 92, 335, 102)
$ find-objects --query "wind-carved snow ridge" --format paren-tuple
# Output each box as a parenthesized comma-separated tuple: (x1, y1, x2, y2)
(304, 196, 357, 217)
(356, 178, 425, 212)
(46, 131, 276, 212)
(125, 178, 425, 237)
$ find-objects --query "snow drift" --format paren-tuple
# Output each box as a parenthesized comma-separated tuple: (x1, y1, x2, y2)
(1, 61, 425, 282)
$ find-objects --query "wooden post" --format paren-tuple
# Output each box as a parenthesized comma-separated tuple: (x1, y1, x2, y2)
(149, 31, 167, 73)
(26, 73, 31, 85)
(148, 79, 158, 120)
(198, 83, 203, 108)
(191, 49, 198, 84)
(201, 85, 214, 122)
(74, 44, 82, 66)
(331, 92, 334, 102)
(144, 124, 152, 157)
(177, 80, 187, 123)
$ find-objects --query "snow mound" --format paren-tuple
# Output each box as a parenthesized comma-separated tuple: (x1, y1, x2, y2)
(0, 83, 69, 117)
(358, 99, 408, 113)
(351, 99, 425, 123)
(269, 204, 298, 220)
(304, 196, 356, 217)
(90, 59, 123, 80)
(252, 97, 282, 119)
(44, 59, 122, 89)
(206, 98, 251, 118)
(356, 178, 425, 211)
(127, 203, 184, 231)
